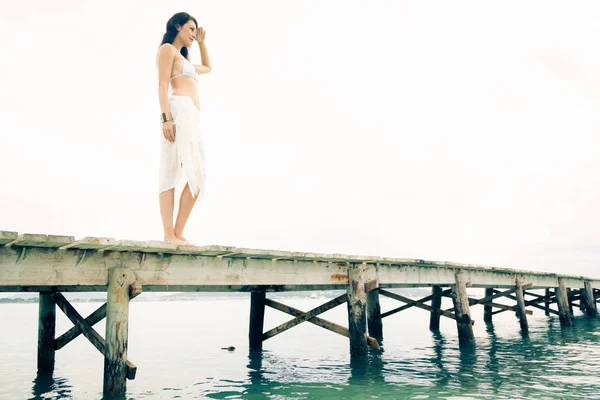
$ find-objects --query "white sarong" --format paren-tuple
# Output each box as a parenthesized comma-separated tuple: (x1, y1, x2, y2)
(158, 95, 206, 205)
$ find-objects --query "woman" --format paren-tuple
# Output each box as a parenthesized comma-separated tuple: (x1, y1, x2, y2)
(156, 12, 212, 246)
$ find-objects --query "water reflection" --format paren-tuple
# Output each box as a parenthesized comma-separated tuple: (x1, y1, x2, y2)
(184, 316, 600, 399)
(30, 374, 72, 400)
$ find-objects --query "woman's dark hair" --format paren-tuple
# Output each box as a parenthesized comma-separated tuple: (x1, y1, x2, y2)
(160, 12, 198, 59)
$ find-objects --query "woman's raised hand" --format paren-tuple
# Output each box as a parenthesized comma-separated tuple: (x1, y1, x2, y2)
(196, 27, 206, 43)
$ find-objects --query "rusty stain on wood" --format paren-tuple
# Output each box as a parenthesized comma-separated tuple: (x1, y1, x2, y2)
(331, 274, 348, 283)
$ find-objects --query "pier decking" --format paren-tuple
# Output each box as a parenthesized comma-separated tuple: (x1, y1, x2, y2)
(1, 229, 599, 398)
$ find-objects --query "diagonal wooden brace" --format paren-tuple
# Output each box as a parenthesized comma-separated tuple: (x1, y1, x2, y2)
(54, 283, 143, 351)
(55, 303, 106, 351)
(54, 293, 137, 380)
(442, 284, 533, 312)
(378, 289, 472, 324)
(265, 298, 349, 338)
(381, 288, 453, 319)
(262, 294, 347, 340)
(264, 298, 381, 350)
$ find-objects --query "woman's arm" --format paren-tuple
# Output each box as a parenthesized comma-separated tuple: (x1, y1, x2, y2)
(157, 44, 176, 142)
(157, 44, 175, 113)
(194, 28, 212, 74)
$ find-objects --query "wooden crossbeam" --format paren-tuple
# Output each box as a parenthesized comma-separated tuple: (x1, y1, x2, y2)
(263, 294, 347, 340)
(381, 288, 452, 319)
(496, 288, 560, 310)
(54, 284, 142, 351)
(502, 292, 560, 316)
(264, 298, 380, 350)
(265, 298, 349, 338)
(441, 284, 533, 313)
(55, 303, 106, 350)
(55, 294, 137, 380)
(378, 289, 463, 323)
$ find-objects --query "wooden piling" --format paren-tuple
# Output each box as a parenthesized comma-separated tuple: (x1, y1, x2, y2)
(515, 280, 529, 335)
(579, 288, 586, 312)
(366, 283, 383, 339)
(347, 265, 368, 356)
(249, 291, 267, 350)
(429, 286, 442, 331)
(544, 288, 550, 316)
(483, 288, 493, 324)
(103, 268, 134, 398)
(555, 278, 573, 327)
(37, 292, 56, 374)
(452, 271, 475, 346)
(567, 288, 574, 315)
(583, 281, 598, 317)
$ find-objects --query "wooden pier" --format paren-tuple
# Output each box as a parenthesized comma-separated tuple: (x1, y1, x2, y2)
(1, 230, 599, 398)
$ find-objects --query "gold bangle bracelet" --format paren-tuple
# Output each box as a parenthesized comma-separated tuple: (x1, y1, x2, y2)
(161, 112, 173, 123)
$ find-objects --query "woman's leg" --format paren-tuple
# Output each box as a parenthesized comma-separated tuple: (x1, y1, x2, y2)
(174, 183, 200, 245)
(159, 188, 186, 244)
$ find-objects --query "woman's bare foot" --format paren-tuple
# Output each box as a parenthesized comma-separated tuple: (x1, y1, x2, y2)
(164, 235, 188, 245)
(175, 235, 194, 246)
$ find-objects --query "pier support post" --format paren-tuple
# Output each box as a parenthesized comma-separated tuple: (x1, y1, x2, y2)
(452, 271, 475, 346)
(366, 283, 383, 340)
(483, 288, 494, 324)
(583, 281, 598, 317)
(579, 288, 586, 312)
(567, 288, 574, 315)
(37, 291, 56, 375)
(515, 279, 529, 335)
(103, 268, 134, 398)
(249, 291, 266, 350)
(544, 288, 550, 316)
(556, 278, 573, 327)
(429, 286, 442, 331)
(347, 265, 368, 356)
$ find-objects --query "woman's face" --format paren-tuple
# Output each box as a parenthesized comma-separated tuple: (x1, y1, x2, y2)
(178, 20, 197, 47)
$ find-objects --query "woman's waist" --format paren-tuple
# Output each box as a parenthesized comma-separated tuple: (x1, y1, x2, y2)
(170, 89, 198, 99)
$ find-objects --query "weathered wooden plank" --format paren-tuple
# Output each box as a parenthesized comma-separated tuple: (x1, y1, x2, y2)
(144, 241, 178, 253)
(38, 292, 56, 374)
(3, 239, 600, 291)
(249, 291, 266, 349)
(219, 248, 295, 259)
(0, 231, 18, 245)
(265, 298, 349, 338)
(379, 289, 458, 321)
(60, 237, 117, 250)
(429, 286, 443, 331)
(7, 234, 74, 248)
(453, 271, 475, 346)
(174, 244, 237, 256)
(347, 265, 368, 356)
(263, 293, 348, 340)
(382, 288, 453, 319)
(556, 278, 573, 326)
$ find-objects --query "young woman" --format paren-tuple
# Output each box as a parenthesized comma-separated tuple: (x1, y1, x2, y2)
(156, 12, 212, 245)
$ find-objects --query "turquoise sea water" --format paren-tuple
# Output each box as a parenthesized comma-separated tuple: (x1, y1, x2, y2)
(1, 293, 600, 399)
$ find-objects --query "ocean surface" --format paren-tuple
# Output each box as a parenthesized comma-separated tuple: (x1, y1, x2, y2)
(1, 291, 600, 400)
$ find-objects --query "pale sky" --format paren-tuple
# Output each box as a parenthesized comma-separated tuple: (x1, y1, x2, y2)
(1, 1, 599, 276)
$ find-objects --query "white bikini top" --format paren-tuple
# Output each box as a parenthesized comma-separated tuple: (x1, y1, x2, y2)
(170, 54, 197, 81)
